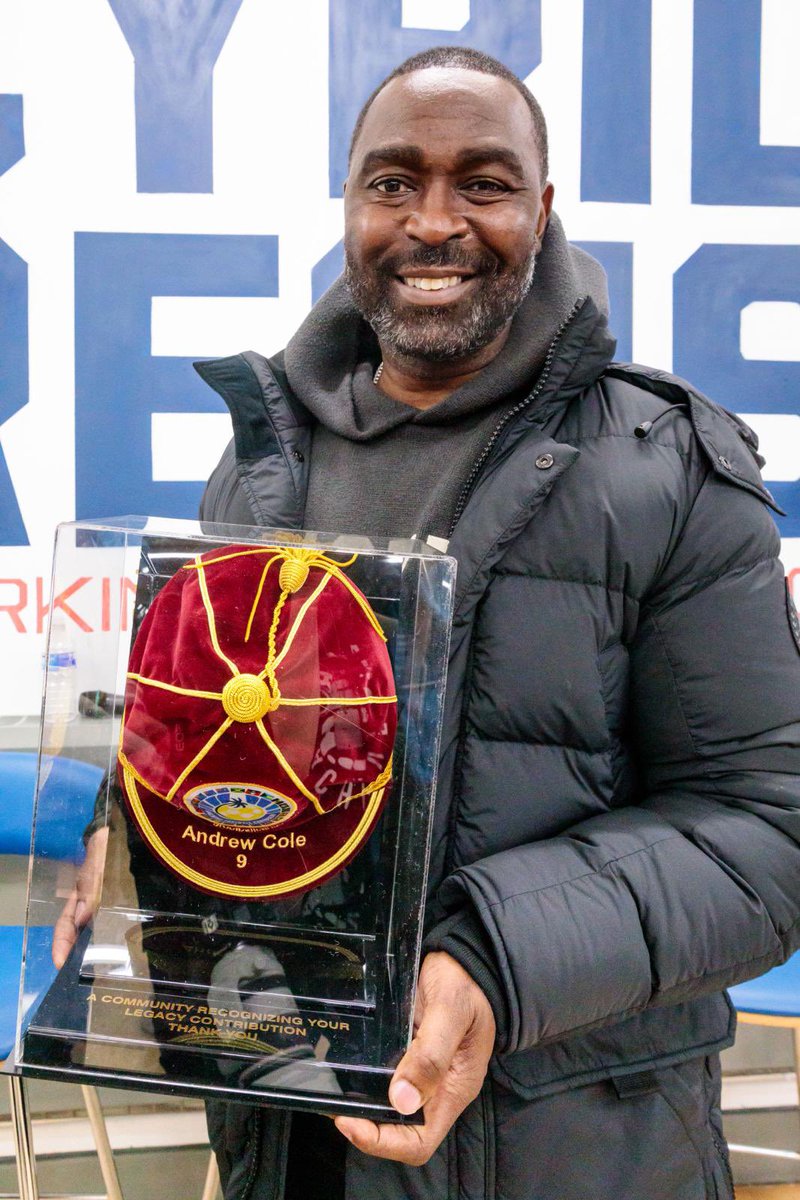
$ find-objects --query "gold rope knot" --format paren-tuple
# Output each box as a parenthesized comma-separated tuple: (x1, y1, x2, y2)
(222, 674, 275, 723)
(279, 558, 310, 594)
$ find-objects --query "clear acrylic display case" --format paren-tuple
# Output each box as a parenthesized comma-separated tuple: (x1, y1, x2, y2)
(15, 517, 455, 1121)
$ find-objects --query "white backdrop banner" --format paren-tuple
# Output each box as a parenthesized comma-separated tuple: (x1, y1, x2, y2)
(1, 0, 799, 714)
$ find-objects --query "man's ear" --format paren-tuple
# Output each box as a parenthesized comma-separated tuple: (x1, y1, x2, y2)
(342, 178, 348, 196)
(536, 182, 555, 242)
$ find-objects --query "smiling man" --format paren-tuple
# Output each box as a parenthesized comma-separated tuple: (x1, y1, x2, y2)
(343, 85, 546, 378)
(193, 46, 800, 1200)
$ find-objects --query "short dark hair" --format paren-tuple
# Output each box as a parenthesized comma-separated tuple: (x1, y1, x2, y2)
(348, 46, 549, 179)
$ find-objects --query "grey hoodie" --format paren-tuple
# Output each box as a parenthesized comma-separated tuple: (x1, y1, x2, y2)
(283, 214, 610, 539)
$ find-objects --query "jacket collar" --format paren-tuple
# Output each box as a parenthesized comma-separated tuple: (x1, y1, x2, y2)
(194, 351, 312, 528)
(194, 299, 613, 567)
(502, 297, 616, 442)
(196, 296, 611, 462)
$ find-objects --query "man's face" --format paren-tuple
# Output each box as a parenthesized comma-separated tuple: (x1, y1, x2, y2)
(344, 68, 553, 363)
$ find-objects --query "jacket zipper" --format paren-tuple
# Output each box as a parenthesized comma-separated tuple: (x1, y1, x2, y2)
(447, 299, 582, 537)
(442, 300, 582, 879)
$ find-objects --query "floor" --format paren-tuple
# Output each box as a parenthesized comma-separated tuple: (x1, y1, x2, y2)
(0, 1155, 796, 1200)
(0, 1112, 799, 1199)
(0, 1080, 217, 1200)
(740, 1190, 800, 1198)
(0, 1146, 214, 1198)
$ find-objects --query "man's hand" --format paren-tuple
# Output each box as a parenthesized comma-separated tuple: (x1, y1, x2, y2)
(334, 950, 496, 1165)
(52, 826, 109, 968)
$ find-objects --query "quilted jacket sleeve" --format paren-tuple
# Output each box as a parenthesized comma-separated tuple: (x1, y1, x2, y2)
(427, 465, 800, 1056)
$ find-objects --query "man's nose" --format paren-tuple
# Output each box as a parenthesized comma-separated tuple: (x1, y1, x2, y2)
(403, 184, 469, 245)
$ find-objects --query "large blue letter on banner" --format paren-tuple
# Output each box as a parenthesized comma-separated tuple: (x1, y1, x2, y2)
(0, 94, 29, 546)
(692, 0, 800, 205)
(106, 0, 244, 193)
(674, 243, 800, 534)
(75, 233, 278, 518)
(328, 0, 541, 196)
(312, 240, 345, 306)
(581, 0, 651, 203)
(0, 93, 24, 177)
(0, 241, 29, 547)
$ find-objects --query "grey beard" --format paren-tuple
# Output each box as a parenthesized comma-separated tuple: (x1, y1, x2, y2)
(345, 253, 537, 363)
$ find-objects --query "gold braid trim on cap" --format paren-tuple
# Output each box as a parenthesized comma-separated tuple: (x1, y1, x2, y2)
(330, 754, 394, 807)
(183, 543, 387, 642)
(127, 674, 223, 703)
(166, 716, 234, 802)
(280, 694, 396, 707)
(196, 557, 240, 676)
(244, 553, 282, 641)
(254, 718, 327, 816)
(269, 573, 330, 673)
(122, 762, 386, 898)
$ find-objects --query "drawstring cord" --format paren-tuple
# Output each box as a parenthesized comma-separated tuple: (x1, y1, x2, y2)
(634, 402, 689, 439)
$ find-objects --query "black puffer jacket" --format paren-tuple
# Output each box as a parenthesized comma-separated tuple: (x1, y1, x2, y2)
(197, 299, 800, 1200)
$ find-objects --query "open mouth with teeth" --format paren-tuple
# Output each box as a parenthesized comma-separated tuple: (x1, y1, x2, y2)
(396, 274, 476, 300)
(401, 275, 464, 290)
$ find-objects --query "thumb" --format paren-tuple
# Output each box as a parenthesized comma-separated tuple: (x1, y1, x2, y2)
(389, 994, 470, 1116)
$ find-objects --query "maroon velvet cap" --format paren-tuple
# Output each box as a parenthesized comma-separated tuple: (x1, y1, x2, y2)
(119, 544, 397, 899)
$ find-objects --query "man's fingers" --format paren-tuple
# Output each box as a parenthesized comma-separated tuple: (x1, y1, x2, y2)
(52, 890, 79, 968)
(74, 883, 98, 916)
(336, 955, 496, 1164)
(76, 867, 101, 912)
(52, 924, 76, 969)
(388, 995, 470, 1115)
(335, 1076, 469, 1167)
(335, 1117, 429, 1165)
(76, 826, 108, 913)
(52, 829, 110, 969)
(51, 878, 98, 969)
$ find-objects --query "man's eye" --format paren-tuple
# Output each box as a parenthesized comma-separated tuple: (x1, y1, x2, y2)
(373, 178, 412, 195)
(463, 179, 507, 194)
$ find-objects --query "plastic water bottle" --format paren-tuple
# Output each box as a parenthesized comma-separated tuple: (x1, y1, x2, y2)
(43, 616, 78, 753)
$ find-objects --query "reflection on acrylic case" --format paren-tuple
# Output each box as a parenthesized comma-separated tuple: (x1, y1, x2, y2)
(17, 518, 455, 1121)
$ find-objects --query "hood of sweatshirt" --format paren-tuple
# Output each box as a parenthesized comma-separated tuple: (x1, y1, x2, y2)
(283, 213, 611, 441)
